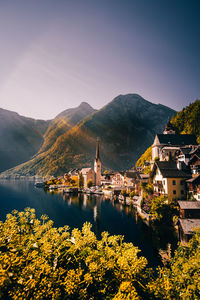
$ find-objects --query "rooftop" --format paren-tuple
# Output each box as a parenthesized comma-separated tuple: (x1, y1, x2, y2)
(178, 201, 200, 210)
(156, 134, 197, 146)
(125, 171, 140, 179)
(179, 219, 200, 235)
(153, 161, 191, 178)
(186, 174, 200, 183)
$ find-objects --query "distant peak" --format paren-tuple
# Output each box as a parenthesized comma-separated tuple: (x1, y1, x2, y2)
(79, 102, 93, 109)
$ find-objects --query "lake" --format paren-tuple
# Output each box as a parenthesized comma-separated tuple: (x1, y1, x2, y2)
(0, 180, 177, 267)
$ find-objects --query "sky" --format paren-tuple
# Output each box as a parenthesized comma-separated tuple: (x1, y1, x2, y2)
(0, 0, 199, 119)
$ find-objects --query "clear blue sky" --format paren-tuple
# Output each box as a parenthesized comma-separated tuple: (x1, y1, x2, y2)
(0, 0, 199, 119)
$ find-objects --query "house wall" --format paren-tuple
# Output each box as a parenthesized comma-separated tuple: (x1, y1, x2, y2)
(112, 173, 124, 186)
(83, 169, 95, 187)
(167, 178, 186, 202)
(152, 146, 160, 161)
(153, 170, 167, 194)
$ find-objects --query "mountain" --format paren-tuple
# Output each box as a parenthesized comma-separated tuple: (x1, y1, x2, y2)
(38, 102, 96, 153)
(0, 108, 50, 172)
(1, 94, 176, 177)
(171, 99, 200, 143)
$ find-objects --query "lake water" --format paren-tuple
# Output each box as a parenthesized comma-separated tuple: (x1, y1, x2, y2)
(0, 180, 177, 267)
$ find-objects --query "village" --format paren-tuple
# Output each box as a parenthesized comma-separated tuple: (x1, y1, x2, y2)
(43, 122, 200, 244)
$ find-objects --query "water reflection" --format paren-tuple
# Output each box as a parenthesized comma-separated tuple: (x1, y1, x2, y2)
(48, 189, 177, 260)
(0, 180, 177, 267)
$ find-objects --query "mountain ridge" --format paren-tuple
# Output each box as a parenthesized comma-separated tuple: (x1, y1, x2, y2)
(0, 94, 176, 177)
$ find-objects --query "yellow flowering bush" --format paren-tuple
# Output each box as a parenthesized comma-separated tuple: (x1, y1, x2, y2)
(0, 208, 150, 299)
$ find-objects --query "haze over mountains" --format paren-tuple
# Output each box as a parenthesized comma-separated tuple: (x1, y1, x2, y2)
(0, 94, 176, 177)
(0, 108, 49, 172)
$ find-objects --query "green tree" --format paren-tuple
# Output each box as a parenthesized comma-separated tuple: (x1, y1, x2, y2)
(87, 180, 93, 188)
(79, 172, 84, 188)
(150, 196, 178, 223)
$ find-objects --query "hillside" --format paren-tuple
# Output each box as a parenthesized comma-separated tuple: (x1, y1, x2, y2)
(0, 108, 49, 172)
(135, 146, 152, 174)
(171, 100, 200, 143)
(38, 102, 96, 153)
(0, 94, 176, 177)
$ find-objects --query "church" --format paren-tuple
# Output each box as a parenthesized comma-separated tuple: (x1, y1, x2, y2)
(79, 138, 102, 187)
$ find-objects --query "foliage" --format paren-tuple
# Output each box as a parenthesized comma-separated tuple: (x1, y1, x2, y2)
(87, 180, 93, 188)
(171, 99, 200, 143)
(136, 146, 152, 174)
(150, 196, 178, 223)
(0, 208, 151, 299)
(121, 189, 127, 195)
(129, 191, 136, 199)
(148, 229, 200, 299)
(78, 173, 84, 188)
(70, 179, 76, 186)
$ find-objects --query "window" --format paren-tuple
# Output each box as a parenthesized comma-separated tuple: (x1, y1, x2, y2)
(180, 180, 184, 185)
(172, 180, 176, 185)
(163, 180, 165, 185)
(181, 190, 184, 195)
(173, 190, 176, 195)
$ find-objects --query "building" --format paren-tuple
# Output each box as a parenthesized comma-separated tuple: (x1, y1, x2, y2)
(80, 168, 95, 187)
(178, 219, 200, 243)
(178, 201, 200, 218)
(152, 132, 197, 161)
(94, 138, 102, 186)
(151, 161, 191, 202)
(124, 170, 140, 187)
(163, 121, 176, 135)
(187, 174, 200, 201)
(112, 172, 125, 187)
(188, 147, 200, 175)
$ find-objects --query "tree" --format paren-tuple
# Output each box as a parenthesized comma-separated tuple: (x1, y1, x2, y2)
(79, 172, 84, 188)
(150, 196, 178, 223)
(87, 180, 93, 188)
(70, 179, 76, 186)
(148, 229, 200, 299)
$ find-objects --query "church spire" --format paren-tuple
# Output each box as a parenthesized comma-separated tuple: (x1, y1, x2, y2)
(95, 138, 100, 160)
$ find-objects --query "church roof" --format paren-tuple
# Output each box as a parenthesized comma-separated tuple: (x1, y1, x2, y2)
(156, 134, 197, 146)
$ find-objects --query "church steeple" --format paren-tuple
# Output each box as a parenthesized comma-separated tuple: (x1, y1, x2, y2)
(94, 138, 101, 186)
(95, 138, 100, 161)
